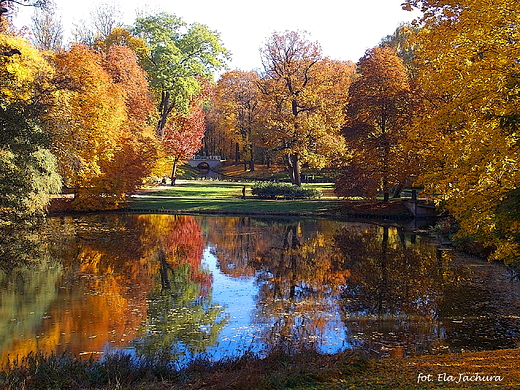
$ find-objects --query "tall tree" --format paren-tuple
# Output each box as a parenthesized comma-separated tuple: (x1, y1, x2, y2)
(99, 45, 159, 199)
(48, 36, 159, 207)
(338, 46, 416, 201)
(71, 2, 123, 46)
(259, 31, 354, 185)
(405, 0, 520, 262)
(213, 70, 263, 170)
(131, 12, 230, 140)
(0, 34, 61, 224)
(29, 0, 63, 51)
(90, 2, 123, 40)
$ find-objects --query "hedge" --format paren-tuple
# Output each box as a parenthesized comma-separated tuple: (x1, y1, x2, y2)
(251, 182, 322, 199)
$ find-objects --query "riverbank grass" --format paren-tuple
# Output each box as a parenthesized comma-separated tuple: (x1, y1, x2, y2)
(2, 348, 520, 389)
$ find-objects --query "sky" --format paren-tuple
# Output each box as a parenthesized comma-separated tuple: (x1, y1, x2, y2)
(12, 0, 421, 72)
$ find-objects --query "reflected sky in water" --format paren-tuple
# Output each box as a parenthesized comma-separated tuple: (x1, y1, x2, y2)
(0, 213, 519, 364)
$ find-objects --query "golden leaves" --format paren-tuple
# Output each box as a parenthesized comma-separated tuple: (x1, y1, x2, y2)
(410, 0, 520, 262)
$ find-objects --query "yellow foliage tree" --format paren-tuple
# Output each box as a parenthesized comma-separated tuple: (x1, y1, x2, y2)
(49, 44, 126, 209)
(213, 70, 264, 169)
(49, 43, 159, 210)
(259, 31, 355, 185)
(406, 0, 520, 262)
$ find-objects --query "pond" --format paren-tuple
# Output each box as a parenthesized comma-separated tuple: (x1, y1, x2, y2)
(1, 214, 520, 365)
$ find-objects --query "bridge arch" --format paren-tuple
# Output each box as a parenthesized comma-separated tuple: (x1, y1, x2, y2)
(197, 162, 210, 170)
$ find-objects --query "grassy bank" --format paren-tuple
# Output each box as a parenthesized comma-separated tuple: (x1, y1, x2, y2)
(2, 348, 519, 389)
(127, 181, 413, 219)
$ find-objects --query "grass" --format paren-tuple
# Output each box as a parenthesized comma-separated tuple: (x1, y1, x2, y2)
(129, 197, 342, 215)
(2, 348, 520, 389)
(127, 180, 414, 219)
(128, 181, 343, 217)
(138, 181, 336, 198)
(140, 181, 249, 198)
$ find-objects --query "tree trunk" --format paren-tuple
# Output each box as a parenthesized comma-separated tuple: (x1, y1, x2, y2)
(382, 135, 390, 202)
(286, 153, 295, 184)
(158, 247, 171, 290)
(291, 153, 302, 186)
(377, 225, 389, 315)
(171, 157, 179, 186)
(156, 91, 171, 139)
(392, 183, 403, 198)
(249, 143, 255, 171)
(235, 142, 240, 164)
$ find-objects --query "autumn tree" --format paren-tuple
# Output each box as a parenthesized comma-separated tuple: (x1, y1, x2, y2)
(99, 45, 159, 197)
(49, 43, 156, 209)
(93, 27, 149, 62)
(405, 0, 520, 262)
(337, 46, 416, 201)
(213, 70, 264, 170)
(380, 24, 418, 74)
(259, 31, 354, 185)
(163, 82, 209, 182)
(0, 34, 61, 225)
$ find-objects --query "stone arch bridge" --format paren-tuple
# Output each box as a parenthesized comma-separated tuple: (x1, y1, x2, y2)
(187, 156, 223, 170)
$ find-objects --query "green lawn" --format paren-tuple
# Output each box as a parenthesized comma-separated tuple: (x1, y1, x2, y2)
(128, 181, 342, 216)
(143, 181, 247, 198)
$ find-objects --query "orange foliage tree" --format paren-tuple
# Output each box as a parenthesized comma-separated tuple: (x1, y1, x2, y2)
(99, 45, 158, 196)
(259, 31, 354, 185)
(337, 46, 417, 201)
(49, 43, 157, 210)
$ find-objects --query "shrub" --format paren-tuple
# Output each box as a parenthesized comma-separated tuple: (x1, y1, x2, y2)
(251, 182, 322, 199)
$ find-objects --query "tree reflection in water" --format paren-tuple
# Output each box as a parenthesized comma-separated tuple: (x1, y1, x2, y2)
(204, 217, 352, 354)
(132, 215, 228, 362)
(335, 224, 448, 357)
(1, 215, 520, 365)
(0, 215, 228, 365)
(335, 224, 520, 357)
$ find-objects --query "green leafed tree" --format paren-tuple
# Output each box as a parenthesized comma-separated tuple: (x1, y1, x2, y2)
(131, 12, 230, 140)
(0, 34, 61, 226)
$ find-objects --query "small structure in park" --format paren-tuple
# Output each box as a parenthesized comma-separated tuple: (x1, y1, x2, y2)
(187, 156, 222, 170)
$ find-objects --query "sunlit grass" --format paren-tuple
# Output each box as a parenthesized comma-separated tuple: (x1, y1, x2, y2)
(140, 180, 337, 199)
(129, 180, 341, 215)
(143, 181, 247, 198)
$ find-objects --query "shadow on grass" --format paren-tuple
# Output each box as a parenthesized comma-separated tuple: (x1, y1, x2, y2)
(128, 197, 343, 216)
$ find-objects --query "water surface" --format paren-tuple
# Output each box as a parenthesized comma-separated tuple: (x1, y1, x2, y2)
(1, 214, 519, 364)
